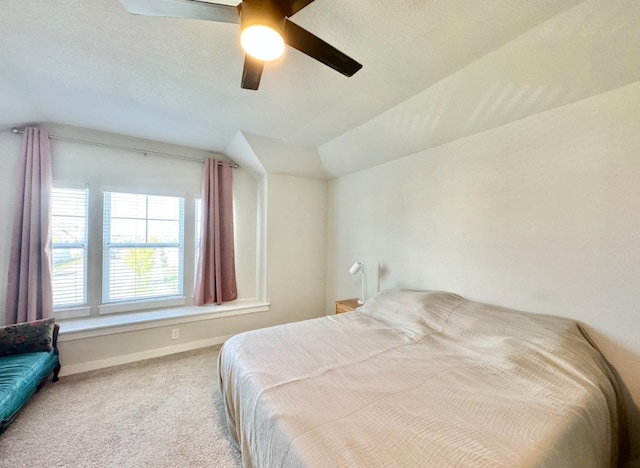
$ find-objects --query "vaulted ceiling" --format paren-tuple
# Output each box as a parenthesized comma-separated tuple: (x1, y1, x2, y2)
(1, 0, 639, 178)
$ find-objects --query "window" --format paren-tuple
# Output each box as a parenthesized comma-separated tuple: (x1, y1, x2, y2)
(48, 145, 251, 321)
(51, 187, 88, 308)
(103, 192, 184, 304)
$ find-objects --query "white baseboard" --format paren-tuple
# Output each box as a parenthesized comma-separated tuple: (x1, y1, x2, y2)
(58, 334, 232, 377)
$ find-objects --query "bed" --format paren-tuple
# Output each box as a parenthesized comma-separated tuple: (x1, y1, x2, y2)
(217, 290, 622, 467)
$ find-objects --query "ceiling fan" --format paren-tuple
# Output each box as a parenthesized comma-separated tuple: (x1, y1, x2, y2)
(118, 0, 363, 90)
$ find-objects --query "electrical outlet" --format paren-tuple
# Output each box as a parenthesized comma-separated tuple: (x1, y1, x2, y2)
(171, 328, 180, 340)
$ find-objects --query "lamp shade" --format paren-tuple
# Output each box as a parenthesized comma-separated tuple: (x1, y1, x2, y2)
(349, 261, 363, 275)
(349, 261, 366, 304)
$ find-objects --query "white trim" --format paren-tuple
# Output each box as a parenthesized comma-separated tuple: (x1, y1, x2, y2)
(101, 185, 187, 198)
(53, 181, 88, 190)
(58, 298, 270, 341)
(57, 334, 232, 377)
(54, 306, 91, 319)
(256, 174, 268, 301)
(98, 296, 186, 315)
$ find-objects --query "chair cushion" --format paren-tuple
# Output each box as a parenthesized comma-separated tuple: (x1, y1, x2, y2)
(0, 351, 59, 423)
(0, 318, 56, 357)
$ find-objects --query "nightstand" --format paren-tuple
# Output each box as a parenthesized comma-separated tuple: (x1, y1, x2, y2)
(335, 298, 361, 314)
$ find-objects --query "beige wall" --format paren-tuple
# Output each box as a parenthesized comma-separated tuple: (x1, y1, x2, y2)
(266, 174, 328, 322)
(0, 130, 21, 326)
(57, 308, 278, 373)
(326, 82, 640, 456)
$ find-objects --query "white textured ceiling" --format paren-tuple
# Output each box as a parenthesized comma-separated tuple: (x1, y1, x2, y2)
(1, 0, 638, 178)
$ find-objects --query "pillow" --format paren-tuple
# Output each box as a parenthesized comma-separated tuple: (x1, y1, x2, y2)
(357, 289, 465, 334)
(0, 318, 56, 357)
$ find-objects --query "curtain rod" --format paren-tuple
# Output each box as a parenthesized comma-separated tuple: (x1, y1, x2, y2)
(10, 127, 239, 168)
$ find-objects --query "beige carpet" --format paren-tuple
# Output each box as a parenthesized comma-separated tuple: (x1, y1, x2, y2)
(0, 346, 242, 467)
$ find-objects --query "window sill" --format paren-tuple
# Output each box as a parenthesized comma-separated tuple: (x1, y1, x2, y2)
(55, 306, 91, 320)
(98, 296, 187, 315)
(57, 298, 270, 342)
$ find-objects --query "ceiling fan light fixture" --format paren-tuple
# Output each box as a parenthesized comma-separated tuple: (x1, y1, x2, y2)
(241, 25, 285, 61)
(119, 0, 362, 90)
(239, 0, 286, 62)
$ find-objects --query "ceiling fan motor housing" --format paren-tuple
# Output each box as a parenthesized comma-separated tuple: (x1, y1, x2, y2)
(239, 0, 286, 36)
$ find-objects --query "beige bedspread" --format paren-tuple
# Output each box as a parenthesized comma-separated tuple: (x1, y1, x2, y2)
(218, 290, 621, 467)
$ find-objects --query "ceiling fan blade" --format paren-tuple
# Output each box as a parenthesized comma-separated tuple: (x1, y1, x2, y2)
(118, 0, 240, 24)
(241, 55, 264, 90)
(283, 20, 362, 77)
(274, 0, 316, 18)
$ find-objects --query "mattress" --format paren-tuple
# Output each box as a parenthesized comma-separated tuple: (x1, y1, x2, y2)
(218, 290, 621, 467)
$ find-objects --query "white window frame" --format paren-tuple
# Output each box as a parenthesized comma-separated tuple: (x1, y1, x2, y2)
(101, 191, 186, 314)
(194, 197, 202, 283)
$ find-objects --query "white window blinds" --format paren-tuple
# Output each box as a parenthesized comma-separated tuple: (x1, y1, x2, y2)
(103, 192, 184, 304)
(51, 187, 88, 308)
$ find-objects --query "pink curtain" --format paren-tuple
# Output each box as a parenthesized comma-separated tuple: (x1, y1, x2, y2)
(194, 159, 237, 305)
(5, 127, 54, 324)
